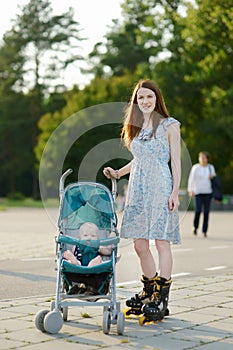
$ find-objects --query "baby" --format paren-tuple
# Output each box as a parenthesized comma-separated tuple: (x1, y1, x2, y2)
(63, 222, 115, 267)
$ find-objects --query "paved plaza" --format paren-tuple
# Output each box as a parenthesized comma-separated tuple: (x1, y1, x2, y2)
(0, 208, 232, 349)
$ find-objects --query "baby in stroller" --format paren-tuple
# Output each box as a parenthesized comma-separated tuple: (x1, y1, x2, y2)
(35, 170, 125, 335)
(63, 222, 115, 267)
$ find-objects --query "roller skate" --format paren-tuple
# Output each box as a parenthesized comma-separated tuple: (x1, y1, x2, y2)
(139, 276, 172, 325)
(124, 274, 157, 318)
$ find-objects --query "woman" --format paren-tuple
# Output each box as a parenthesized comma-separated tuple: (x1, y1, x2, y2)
(188, 151, 216, 237)
(103, 79, 181, 322)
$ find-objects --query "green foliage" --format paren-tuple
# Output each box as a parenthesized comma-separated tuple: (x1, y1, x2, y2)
(0, 0, 233, 197)
(0, 0, 84, 197)
(35, 74, 136, 161)
(7, 192, 25, 201)
(87, 0, 168, 77)
(35, 75, 134, 195)
(0, 197, 58, 208)
(1, 0, 84, 94)
(178, 0, 233, 191)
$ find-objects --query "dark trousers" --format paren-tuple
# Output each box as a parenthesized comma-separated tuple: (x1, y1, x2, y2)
(194, 194, 212, 234)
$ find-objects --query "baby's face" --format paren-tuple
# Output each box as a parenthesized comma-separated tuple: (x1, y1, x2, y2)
(80, 229, 98, 240)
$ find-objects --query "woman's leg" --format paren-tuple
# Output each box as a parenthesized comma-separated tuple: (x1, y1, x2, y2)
(194, 194, 202, 232)
(134, 238, 156, 278)
(155, 240, 173, 280)
(202, 193, 212, 235)
(141, 240, 173, 321)
(125, 239, 157, 312)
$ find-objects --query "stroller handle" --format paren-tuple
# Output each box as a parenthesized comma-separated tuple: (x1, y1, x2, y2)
(104, 170, 117, 201)
(59, 168, 117, 200)
(111, 176, 117, 202)
(59, 168, 73, 194)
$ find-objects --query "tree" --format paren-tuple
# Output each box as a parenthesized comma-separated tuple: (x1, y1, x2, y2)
(87, 0, 183, 77)
(0, 91, 32, 196)
(35, 74, 135, 196)
(2, 0, 84, 94)
(0, 0, 84, 197)
(179, 0, 233, 191)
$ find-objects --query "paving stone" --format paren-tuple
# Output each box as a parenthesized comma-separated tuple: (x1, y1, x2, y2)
(0, 275, 233, 349)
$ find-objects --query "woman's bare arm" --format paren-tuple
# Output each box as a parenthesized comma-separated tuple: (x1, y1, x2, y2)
(103, 161, 132, 179)
(168, 122, 181, 211)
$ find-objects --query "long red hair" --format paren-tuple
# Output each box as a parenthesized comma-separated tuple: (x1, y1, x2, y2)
(121, 80, 170, 149)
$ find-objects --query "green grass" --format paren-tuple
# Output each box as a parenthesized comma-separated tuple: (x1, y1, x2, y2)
(81, 312, 92, 318)
(0, 197, 59, 210)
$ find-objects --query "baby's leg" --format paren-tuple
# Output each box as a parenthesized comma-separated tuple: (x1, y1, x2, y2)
(88, 255, 103, 267)
(98, 232, 116, 256)
(99, 245, 112, 255)
(63, 250, 81, 265)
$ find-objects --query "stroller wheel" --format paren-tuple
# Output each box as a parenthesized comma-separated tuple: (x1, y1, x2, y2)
(116, 301, 121, 312)
(102, 311, 111, 334)
(50, 300, 68, 321)
(62, 306, 68, 321)
(50, 300, 55, 311)
(117, 312, 125, 335)
(103, 301, 120, 313)
(44, 310, 63, 334)
(35, 309, 49, 332)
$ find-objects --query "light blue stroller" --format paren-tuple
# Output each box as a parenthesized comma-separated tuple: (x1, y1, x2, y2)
(35, 169, 125, 335)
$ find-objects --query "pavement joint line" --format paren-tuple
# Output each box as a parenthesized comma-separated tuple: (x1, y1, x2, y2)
(172, 272, 191, 277)
(0, 294, 53, 303)
(205, 266, 227, 271)
(116, 280, 139, 286)
(208, 245, 229, 249)
(172, 248, 193, 252)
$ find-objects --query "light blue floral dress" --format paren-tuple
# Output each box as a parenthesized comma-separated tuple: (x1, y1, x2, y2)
(120, 117, 181, 244)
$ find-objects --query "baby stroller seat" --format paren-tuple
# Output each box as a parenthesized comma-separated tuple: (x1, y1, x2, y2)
(60, 236, 114, 296)
(35, 169, 125, 335)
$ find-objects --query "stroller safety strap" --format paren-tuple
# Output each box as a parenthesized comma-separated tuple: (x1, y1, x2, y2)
(57, 235, 119, 247)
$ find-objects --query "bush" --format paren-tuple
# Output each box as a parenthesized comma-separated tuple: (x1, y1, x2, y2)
(7, 192, 25, 200)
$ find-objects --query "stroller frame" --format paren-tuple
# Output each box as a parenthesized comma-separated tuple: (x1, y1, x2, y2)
(35, 169, 125, 335)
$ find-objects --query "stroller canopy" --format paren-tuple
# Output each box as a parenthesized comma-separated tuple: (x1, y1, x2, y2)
(58, 182, 117, 230)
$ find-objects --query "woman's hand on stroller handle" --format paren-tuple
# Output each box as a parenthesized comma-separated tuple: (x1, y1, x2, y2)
(103, 167, 118, 179)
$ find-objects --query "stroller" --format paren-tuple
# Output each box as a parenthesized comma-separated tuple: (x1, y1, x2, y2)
(35, 169, 125, 335)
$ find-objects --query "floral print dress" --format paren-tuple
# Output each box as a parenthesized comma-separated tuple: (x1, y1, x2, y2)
(120, 117, 181, 244)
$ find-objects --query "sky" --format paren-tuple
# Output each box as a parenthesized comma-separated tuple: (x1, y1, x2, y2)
(0, 0, 123, 88)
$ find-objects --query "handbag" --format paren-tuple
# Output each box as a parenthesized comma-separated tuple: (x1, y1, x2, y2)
(208, 165, 222, 202)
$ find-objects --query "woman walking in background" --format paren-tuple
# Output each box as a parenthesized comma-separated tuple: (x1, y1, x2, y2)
(188, 151, 216, 237)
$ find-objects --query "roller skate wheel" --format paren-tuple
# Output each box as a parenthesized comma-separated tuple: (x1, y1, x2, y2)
(123, 307, 132, 318)
(139, 315, 157, 326)
(132, 308, 143, 317)
(139, 315, 147, 326)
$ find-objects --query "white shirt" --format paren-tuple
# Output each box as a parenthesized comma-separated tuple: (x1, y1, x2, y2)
(188, 163, 216, 195)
